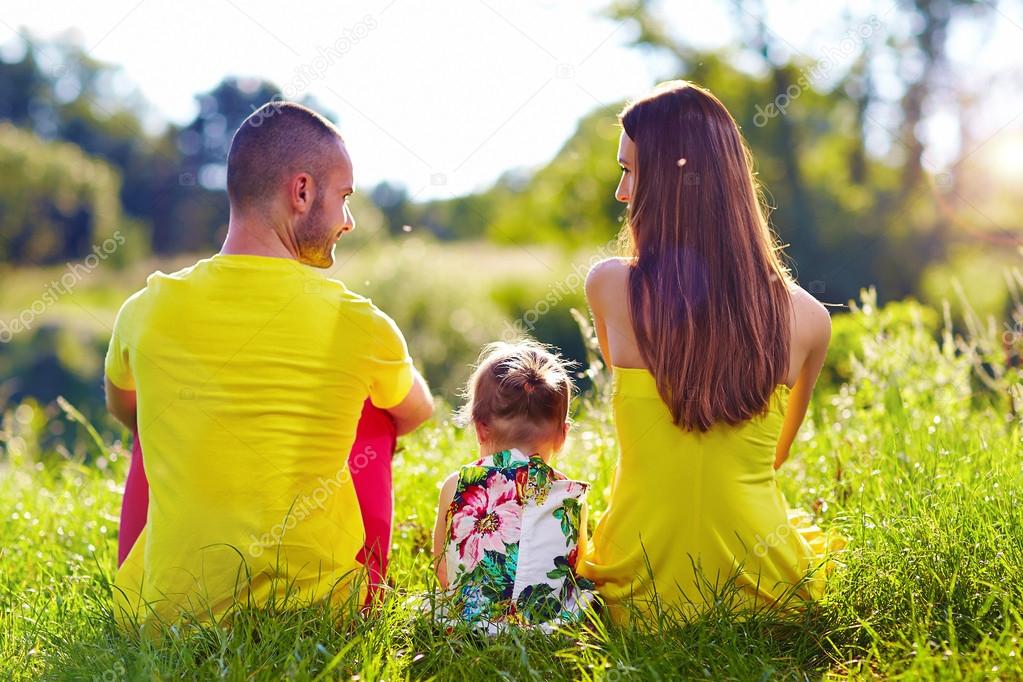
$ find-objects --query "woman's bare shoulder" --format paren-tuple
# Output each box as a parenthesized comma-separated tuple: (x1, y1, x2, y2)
(787, 283, 832, 347)
(585, 257, 632, 303)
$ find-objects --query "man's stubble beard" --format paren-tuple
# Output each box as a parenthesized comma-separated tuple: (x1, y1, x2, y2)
(294, 196, 336, 269)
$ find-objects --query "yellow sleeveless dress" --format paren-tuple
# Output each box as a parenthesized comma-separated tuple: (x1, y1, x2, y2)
(578, 366, 841, 625)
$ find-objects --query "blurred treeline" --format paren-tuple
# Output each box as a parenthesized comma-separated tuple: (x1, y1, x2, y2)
(1, 1, 1020, 425)
(3, 1, 1018, 294)
(2, 2, 1020, 304)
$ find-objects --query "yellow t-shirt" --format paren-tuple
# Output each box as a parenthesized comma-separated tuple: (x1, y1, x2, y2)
(105, 254, 415, 631)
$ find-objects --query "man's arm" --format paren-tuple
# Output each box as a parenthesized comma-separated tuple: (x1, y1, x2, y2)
(384, 367, 434, 436)
(105, 375, 137, 430)
(104, 291, 142, 430)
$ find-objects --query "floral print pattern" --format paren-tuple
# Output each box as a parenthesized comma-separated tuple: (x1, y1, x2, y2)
(449, 472, 521, 573)
(440, 448, 595, 631)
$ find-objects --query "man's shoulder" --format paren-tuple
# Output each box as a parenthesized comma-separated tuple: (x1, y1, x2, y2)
(314, 275, 366, 302)
(150, 259, 206, 282)
(313, 277, 401, 334)
(113, 258, 213, 323)
(130, 258, 211, 297)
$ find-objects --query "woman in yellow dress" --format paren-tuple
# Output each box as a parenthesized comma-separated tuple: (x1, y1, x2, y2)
(579, 81, 842, 625)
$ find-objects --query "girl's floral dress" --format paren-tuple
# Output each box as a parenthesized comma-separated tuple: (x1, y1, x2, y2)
(438, 448, 595, 632)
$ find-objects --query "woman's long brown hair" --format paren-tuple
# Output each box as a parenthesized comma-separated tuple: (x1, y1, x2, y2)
(620, 81, 793, 431)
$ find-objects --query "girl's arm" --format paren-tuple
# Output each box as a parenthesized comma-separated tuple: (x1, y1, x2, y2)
(431, 472, 459, 589)
(775, 295, 832, 469)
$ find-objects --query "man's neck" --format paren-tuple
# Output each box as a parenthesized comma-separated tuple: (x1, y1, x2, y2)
(221, 213, 298, 260)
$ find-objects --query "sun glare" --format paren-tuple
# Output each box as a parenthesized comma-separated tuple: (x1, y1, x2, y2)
(987, 133, 1023, 182)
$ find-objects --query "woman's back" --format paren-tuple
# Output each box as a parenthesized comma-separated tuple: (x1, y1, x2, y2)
(580, 257, 838, 623)
(579, 81, 842, 623)
(584, 257, 824, 390)
(579, 365, 830, 623)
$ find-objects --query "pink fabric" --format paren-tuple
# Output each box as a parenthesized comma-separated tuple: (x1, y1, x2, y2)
(117, 398, 397, 603)
(117, 433, 148, 566)
(350, 398, 397, 601)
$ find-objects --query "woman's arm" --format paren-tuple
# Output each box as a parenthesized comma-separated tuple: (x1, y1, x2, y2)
(775, 295, 832, 469)
(585, 259, 624, 367)
(431, 472, 459, 589)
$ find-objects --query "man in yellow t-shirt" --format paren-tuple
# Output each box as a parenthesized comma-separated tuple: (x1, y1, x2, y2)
(104, 101, 434, 631)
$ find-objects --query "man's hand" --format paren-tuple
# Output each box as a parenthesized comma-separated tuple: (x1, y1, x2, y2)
(105, 375, 137, 429)
(385, 369, 433, 436)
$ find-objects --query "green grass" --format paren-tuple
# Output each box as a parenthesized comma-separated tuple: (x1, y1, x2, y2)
(1, 288, 1022, 680)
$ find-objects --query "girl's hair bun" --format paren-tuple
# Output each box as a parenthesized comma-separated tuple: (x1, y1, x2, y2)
(456, 339, 575, 444)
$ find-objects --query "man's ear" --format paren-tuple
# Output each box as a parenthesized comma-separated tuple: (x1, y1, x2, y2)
(290, 173, 314, 213)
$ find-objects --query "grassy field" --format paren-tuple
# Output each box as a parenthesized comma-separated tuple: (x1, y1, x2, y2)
(2, 263, 1022, 679)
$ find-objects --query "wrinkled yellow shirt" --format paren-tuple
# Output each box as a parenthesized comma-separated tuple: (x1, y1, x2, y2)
(105, 254, 414, 631)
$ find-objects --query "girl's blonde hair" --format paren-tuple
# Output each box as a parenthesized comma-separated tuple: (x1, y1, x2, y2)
(456, 340, 574, 446)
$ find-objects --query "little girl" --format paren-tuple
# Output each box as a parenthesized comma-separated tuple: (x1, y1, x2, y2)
(431, 340, 595, 631)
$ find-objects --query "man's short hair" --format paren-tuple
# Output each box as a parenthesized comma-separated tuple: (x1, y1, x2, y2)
(227, 100, 343, 209)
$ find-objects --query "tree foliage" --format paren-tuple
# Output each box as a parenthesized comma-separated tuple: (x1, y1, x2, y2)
(0, 122, 126, 263)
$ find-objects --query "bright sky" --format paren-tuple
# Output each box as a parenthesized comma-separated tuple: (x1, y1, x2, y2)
(3, 0, 1022, 199)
